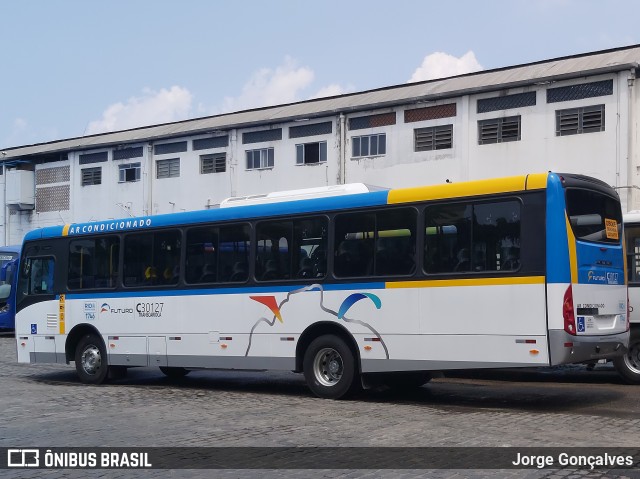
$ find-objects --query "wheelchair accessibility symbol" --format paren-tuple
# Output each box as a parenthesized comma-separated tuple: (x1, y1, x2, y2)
(30, 324, 37, 334)
(577, 317, 585, 333)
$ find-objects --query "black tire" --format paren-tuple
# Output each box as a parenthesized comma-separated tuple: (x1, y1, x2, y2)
(159, 366, 190, 378)
(75, 333, 108, 384)
(303, 334, 359, 399)
(380, 371, 432, 389)
(614, 330, 640, 384)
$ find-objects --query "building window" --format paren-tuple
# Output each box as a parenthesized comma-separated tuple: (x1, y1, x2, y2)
(477, 92, 536, 113)
(243, 129, 282, 144)
(556, 105, 605, 136)
(154, 141, 187, 155)
(349, 113, 396, 130)
(547, 80, 613, 103)
(193, 136, 229, 150)
(414, 125, 453, 151)
(289, 121, 332, 138)
(296, 142, 327, 165)
(201, 153, 226, 174)
(119, 163, 141, 183)
(352, 134, 386, 158)
(81, 167, 102, 186)
(156, 158, 180, 179)
(246, 148, 274, 170)
(113, 146, 144, 161)
(478, 116, 521, 145)
(79, 151, 108, 165)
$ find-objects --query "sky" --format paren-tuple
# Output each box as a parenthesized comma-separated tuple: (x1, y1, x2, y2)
(1, 0, 639, 150)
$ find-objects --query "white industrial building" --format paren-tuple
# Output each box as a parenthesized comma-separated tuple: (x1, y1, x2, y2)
(2, 44, 640, 245)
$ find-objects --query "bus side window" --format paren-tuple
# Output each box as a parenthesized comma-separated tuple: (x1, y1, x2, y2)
(624, 226, 640, 283)
(424, 204, 472, 274)
(334, 213, 375, 278)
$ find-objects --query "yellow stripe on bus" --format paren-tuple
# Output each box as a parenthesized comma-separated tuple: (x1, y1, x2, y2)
(387, 174, 547, 204)
(565, 214, 578, 283)
(387, 276, 545, 289)
(62, 224, 71, 236)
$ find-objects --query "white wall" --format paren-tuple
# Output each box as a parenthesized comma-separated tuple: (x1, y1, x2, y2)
(1, 71, 635, 244)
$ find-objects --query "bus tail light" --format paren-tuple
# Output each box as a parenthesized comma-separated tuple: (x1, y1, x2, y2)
(563, 285, 576, 335)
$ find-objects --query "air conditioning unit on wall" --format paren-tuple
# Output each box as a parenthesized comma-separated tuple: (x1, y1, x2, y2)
(6, 170, 35, 210)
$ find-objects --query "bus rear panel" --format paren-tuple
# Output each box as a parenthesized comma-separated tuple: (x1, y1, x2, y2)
(546, 174, 628, 365)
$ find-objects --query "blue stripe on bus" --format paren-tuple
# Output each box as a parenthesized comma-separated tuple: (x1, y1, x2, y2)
(24, 190, 390, 241)
(545, 173, 571, 284)
(62, 282, 387, 300)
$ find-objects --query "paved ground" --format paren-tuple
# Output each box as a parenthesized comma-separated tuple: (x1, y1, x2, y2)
(0, 335, 639, 479)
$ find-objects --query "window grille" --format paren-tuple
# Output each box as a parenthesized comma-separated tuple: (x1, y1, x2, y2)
(478, 116, 521, 144)
(289, 122, 332, 138)
(477, 92, 536, 113)
(113, 147, 144, 160)
(79, 151, 108, 165)
(201, 153, 226, 174)
(193, 136, 229, 150)
(556, 105, 605, 136)
(156, 158, 180, 179)
(414, 125, 453, 151)
(81, 167, 102, 186)
(242, 129, 282, 144)
(154, 142, 187, 155)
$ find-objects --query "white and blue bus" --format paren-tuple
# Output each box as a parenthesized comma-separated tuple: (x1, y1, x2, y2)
(619, 212, 640, 383)
(15, 172, 629, 398)
(0, 245, 20, 331)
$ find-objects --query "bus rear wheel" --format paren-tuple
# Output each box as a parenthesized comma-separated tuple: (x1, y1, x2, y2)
(75, 334, 108, 384)
(159, 367, 190, 378)
(614, 331, 640, 384)
(303, 334, 359, 399)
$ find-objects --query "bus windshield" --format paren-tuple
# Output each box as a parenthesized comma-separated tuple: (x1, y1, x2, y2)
(566, 188, 622, 244)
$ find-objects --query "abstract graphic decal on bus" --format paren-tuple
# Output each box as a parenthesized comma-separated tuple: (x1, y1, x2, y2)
(245, 285, 388, 358)
(249, 295, 283, 323)
(338, 293, 382, 319)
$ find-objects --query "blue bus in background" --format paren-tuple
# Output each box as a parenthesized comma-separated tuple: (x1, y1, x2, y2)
(0, 245, 20, 331)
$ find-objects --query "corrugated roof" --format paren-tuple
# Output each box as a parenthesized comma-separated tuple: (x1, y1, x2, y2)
(3, 44, 640, 159)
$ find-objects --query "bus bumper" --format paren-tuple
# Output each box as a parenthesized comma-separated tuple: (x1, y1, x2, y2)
(548, 330, 629, 365)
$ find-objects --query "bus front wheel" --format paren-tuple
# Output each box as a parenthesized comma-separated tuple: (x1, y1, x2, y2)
(75, 334, 108, 384)
(303, 334, 359, 399)
(614, 331, 640, 384)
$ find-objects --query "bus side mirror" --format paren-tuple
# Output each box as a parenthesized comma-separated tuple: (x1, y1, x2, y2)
(0, 260, 16, 283)
(20, 259, 31, 279)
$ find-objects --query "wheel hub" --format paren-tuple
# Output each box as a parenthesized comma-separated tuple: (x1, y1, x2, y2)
(313, 347, 344, 387)
(81, 346, 101, 375)
(625, 343, 640, 374)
